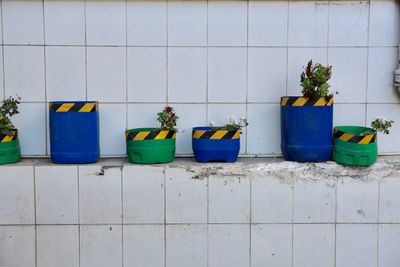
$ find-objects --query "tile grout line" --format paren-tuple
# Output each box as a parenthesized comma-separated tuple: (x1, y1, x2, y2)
(285, 0, 290, 97)
(125, 0, 128, 131)
(334, 176, 338, 267)
(165, 0, 169, 106)
(206, 174, 210, 267)
(1, 0, 5, 101)
(245, 0, 249, 155)
(376, 179, 381, 267)
(33, 165, 38, 267)
(205, 0, 209, 125)
(42, 0, 48, 157)
(365, 0, 372, 127)
(120, 160, 124, 267)
(291, 176, 295, 267)
(163, 166, 167, 267)
(77, 166, 81, 267)
(84, 0, 88, 101)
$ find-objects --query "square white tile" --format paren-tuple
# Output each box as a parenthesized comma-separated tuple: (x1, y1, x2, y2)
(251, 224, 292, 267)
(287, 48, 327, 96)
(208, 224, 250, 267)
(174, 104, 206, 155)
(166, 167, 207, 223)
(367, 47, 399, 103)
(87, 47, 126, 103)
(99, 104, 126, 156)
(336, 224, 377, 267)
(80, 225, 122, 267)
(79, 166, 122, 224)
(293, 224, 335, 267)
(0, 166, 34, 224)
(207, 104, 247, 154)
(4, 46, 45, 102)
(168, 47, 207, 102)
(208, 1, 247, 46)
(333, 104, 366, 127)
(209, 176, 250, 223)
(252, 176, 293, 223)
(248, 48, 287, 103)
(378, 224, 400, 267)
(380, 177, 400, 223)
(127, 0, 167, 46)
(85, 0, 126, 45)
(329, 48, 368, 103)
(369, 0, 400, 46)
(127, 103, 165, 128)
(124, 225, 165, 267)
(208, 48, 247, 102)
(329, 1, 369, 46)
(366, 104, 400, 154)
(167, 1, 207, 46)
(0, 226, 35, 267)
(288, 1, 329, 46)
(44, 0, 85, 45)
(123, 165, 164, 223)
(35, 166, 78, 224)
(45, 46, 86, 101)
(37, 225, 79, 267)
(166, 225, 207, 267)
(294, 181, 336, 223)
(127, 47, 166, 103)
(337, 177, 379, 223)
(247, 104, 281, 155)
(3, 0, 44, 44)
(13, 103, 46, 156)
(248, 1, 288, 46)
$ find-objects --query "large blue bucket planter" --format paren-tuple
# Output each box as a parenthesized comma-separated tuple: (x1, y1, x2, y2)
(280, 96, 333, 162)
(49, 101, 100, 164)
(192, 127, 240, 163)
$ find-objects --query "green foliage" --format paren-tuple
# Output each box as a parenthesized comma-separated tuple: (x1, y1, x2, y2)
(371, 117, 394, 135)
(209, 116, 249, 132)
(0, 96, 20, 136)
(300, 60, 333, 100)
(157, 106, 179, 131)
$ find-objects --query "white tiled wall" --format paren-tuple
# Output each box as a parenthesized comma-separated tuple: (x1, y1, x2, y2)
(0, 160, 399, 267)
(0, 0, 399, 156)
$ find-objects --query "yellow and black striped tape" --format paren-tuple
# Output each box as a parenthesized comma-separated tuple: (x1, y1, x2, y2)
(281, 97, 333, 107)
(333, 128, 376, 144)
(192, 129, 240, 140)
(126, 129, 176, 141)
(50, 102, 98, 112)
(0, 131, 18, 143)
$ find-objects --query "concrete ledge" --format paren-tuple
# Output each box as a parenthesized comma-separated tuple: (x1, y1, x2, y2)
(0, 157, 400, 266)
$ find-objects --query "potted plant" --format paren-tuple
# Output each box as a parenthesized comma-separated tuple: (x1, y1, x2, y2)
(125, 106, 178, 164)
(332, 118, 394, 166)
(49, 101, 100, 164)
(192, 116, 248, 163)
(0, 96, 21, 164)
(281, 60, 334, 162)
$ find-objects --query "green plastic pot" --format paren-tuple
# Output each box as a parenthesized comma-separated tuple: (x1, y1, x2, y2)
(0, 130, 21, 165)
(126, 128, 176, 164)
(332, 126, 377, 166)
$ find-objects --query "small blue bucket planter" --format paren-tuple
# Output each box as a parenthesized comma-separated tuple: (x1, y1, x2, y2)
(280, 96, 333, 162)
(49, 101, 100, 164)
(192, 127, 240, 163)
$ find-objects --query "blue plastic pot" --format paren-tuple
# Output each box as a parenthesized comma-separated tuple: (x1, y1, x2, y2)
(280, 96, 333, 162)
(192, 127, 240, 163)
(49, 101, 100, 164)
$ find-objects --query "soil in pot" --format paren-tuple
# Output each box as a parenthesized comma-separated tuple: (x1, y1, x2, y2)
(332, 126, 377, 166)
(126, 128, 176, 164)
(192, 127, 240, 163)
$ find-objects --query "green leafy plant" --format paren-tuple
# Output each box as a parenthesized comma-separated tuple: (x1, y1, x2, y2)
(157, 106, 179, 131)
(371, 117, 394, 135)
(209, 116, 249, 132)
(0, 96, 21, 136)
(300, 60, 333, 100)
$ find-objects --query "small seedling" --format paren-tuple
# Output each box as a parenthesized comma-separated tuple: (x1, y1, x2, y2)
(209, 115, 249, 132)
(371, 117, 394, 135)
(0, 96, 21, 136)
(157, 106, 179, 131)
